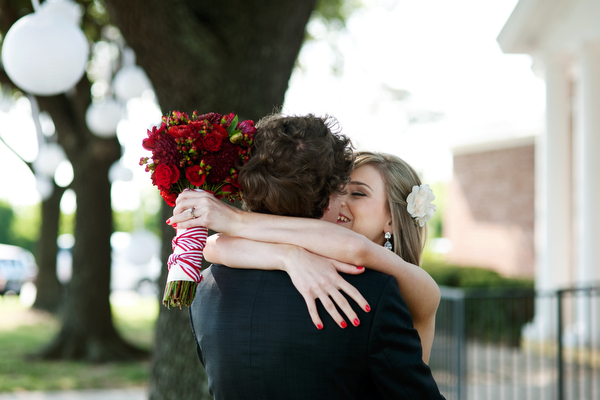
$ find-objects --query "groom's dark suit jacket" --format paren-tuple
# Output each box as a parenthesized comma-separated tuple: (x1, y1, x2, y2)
(189, 264, 445, 400)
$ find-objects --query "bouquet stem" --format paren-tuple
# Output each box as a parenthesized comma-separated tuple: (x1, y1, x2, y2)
(163, 280, 198, 309)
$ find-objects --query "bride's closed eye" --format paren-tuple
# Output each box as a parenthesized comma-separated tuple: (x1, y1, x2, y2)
(350, 191, 367, 197)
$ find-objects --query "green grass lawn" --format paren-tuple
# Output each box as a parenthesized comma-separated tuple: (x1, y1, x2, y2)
(0, 293, 158, 393)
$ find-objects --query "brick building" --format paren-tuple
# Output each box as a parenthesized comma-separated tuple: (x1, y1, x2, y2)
(444, 136, 536, 278)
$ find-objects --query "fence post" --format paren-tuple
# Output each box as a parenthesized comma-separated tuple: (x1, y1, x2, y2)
(455, 292, 466, 400)
(557, 289, 564, 400)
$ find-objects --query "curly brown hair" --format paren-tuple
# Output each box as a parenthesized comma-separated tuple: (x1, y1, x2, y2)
(239, 114, 354, 219)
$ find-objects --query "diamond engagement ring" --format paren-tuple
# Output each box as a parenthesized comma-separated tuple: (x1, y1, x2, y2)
(188, 207, 197, 219)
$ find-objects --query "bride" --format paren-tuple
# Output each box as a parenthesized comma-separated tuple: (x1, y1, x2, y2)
(169, 151, 440, 363)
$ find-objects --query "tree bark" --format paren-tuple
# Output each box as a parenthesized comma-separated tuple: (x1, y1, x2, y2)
(34, 79, 147, 362)
(105, 0, 316, 120)
(32, 181, 66, 314)
(106, 0, 317, 396)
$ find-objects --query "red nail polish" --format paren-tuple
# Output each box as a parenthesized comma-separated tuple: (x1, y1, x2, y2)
(356, 266, 364, 270)
(317, 324, 323, 330)
(365, 305, 371, 312)
(172, 223, 177, 228)
(166, 218, 171, 224)
(353, 318, 360, 326)
(341, 321, 347, 329)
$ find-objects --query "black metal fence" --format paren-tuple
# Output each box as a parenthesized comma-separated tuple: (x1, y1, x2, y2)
(430, 285, 600, 400)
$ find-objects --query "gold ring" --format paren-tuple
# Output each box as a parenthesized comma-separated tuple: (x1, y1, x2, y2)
(189, 207, 196, 219)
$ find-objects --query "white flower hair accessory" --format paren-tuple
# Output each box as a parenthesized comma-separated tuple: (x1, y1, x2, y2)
(406, 184, 436, 227)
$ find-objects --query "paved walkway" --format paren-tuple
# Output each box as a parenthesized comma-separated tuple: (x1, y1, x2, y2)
(0, 388, 147, 400)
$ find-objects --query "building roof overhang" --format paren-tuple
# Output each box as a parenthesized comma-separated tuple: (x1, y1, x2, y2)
(497, 0, 600, 55)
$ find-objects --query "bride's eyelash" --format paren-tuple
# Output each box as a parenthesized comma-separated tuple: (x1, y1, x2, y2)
(351, 192, 366, 197)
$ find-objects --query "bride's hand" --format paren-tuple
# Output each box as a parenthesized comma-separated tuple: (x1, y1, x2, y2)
(168, 190, 241, 233)
(283, 247, 370, 330)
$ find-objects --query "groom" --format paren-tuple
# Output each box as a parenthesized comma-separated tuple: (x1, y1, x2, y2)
(189, 114, 444, 399)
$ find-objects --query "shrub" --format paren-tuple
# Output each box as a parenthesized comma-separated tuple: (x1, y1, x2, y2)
(423, 259, 535, 347)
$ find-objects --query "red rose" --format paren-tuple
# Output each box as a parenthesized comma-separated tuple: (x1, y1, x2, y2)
(224, 113, 235, 127)
(185, 165, 206, 187)
(153, 164, 180, 189)
(193, 137, 204, 151)
(220, 184, 234, 197)
(142, 137, 156, 150)
(188, 120, 205, 135)
(231, 174, 241, 189)
(168, 125, 191, 138)
(142, 123, 166, 150)
(160, 190, 178, 207)
(212, 124, 228, 140)
(203, 133, 223, 152)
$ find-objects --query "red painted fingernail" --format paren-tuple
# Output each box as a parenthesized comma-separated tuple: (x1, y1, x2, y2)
(172, 223, 177, 228)
(365, 305, 371, 312)
(317, 324, 323, 330)
(356, 266, 364, 270)
(166, 218, 171, 224)
(340, 321, 347, 329)
(353, 318, 360, 326)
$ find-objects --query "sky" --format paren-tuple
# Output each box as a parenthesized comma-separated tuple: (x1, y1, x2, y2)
(0, 0, 546, 211)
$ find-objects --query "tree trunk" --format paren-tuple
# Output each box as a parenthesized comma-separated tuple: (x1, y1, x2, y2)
(148, 204, 212, 400)
(32, 182, 66, 314)
(34, 80, 147, 362)
(106, 0, 317, 396)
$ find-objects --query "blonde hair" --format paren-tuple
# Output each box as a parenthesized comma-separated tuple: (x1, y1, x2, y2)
(354, 151, 427, 266)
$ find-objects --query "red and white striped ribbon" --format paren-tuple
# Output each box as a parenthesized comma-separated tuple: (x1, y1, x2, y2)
(167, 226, 208, 283)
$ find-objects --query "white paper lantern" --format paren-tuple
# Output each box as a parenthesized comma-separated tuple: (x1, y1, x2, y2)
(109, 161, 134, 183)
(85, 98, 122, 138)
(113, 66, 152, 102)
(38, 0, 83, 26)
(35, 175, 54, 201)
(1, 12, 89, 96)
(54, 160, 74, 187)
(34, 142, 67, 177)
(125, 230, 160, 265)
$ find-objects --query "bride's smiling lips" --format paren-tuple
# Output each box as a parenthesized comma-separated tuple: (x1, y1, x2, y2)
(337, 213, 351, 224)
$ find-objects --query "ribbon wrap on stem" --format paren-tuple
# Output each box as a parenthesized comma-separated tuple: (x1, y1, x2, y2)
(163, 226, 207, 308)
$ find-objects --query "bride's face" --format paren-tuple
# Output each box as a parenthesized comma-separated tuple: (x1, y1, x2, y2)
(336, 164, 392, 246)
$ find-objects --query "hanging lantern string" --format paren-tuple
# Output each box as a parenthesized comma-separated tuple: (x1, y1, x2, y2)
(31, 0, 40, 12)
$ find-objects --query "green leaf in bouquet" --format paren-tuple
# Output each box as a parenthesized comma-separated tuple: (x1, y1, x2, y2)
(226, 115, 239, 134)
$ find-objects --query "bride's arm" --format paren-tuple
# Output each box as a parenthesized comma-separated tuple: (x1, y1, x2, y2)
(171, 191, 440, 362)
(203, 234, 370, 330)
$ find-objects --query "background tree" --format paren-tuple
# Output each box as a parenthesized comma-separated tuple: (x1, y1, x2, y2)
(105, 0, 324, 398)
(0, 0, 146, 360)
(31, 179, 66, 313)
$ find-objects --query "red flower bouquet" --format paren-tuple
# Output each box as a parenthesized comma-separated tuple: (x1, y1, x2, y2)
(140, 111, 255, 308)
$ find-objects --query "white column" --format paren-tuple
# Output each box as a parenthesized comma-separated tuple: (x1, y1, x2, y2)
(542, 52, 572, 290)
(524, 52, 572, 342)
(575, 42, 600, 344)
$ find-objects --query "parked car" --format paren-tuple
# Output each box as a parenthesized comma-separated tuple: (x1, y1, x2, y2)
(0, 243, 38, 295)
(56, 230, 162, 295)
